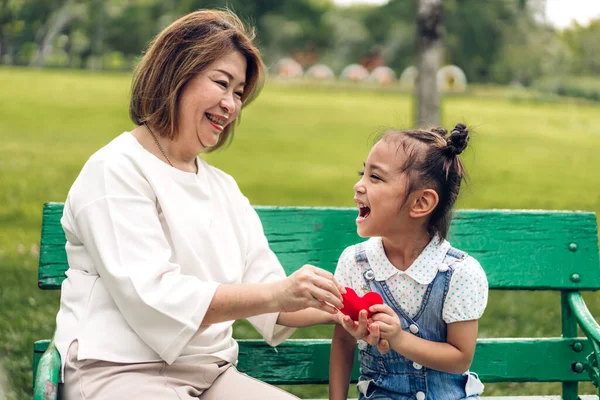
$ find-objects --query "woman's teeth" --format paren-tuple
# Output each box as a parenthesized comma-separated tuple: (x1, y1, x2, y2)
(206, 113, 225, 126)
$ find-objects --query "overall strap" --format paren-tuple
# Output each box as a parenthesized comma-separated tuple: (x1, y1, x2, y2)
(352, 242, 377, 294)
(415, 245, 467, 325)
(356, 242, 414, 329)
(443, 246, 467, 268)
(353, 241, 369, 264)
(407, 245, 465, 326)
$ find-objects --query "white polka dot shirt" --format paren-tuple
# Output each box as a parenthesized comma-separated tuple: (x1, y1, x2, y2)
(334, 236, 489, 323)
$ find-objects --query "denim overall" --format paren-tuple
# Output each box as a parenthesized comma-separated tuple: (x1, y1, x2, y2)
(354, 242, 484, 400)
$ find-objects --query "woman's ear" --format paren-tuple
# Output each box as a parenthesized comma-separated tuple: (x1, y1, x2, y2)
(409, 189, 439, 219)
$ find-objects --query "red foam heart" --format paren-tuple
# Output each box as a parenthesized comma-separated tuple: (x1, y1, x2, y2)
(340, 287, 383, 321)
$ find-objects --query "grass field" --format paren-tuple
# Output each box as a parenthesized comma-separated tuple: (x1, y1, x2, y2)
(1, 66, 600, 399)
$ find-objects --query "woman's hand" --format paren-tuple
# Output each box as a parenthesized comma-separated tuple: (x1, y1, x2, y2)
(370, 304, 403, 349)
(337, 310, 391, 354)
(272, 265, 345, 314)
(338, 309, 370, 339)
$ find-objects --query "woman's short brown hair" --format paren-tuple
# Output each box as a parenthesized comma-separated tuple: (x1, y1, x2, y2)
(130, 9, 265, 152)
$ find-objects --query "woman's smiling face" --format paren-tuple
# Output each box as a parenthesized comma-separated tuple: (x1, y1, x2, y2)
(176, 50, 247, 152)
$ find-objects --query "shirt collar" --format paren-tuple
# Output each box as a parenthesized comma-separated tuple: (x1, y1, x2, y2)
(365, 236, 450, 284)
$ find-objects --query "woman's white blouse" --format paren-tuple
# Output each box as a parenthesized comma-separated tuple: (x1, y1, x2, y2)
(55, 132, 294, 378)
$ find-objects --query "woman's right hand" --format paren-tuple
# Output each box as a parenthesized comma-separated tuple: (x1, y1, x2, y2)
(338, 309, 370, 339)
(338, 310, 391, 354)
(272, 264, 345, 314)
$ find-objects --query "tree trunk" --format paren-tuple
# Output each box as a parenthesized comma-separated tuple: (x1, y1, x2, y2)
(32, 1, 84, 67)
(90, 0, 105, 70)
(0, 26, 4, 63)
(415, 0, 444, 127)
(0, 0, 8, 63)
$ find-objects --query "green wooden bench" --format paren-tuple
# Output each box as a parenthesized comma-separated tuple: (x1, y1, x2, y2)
(33, 202, 600, 400)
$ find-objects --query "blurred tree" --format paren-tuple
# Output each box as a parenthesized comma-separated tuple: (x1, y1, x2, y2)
(321, 7, 371, 72)
(33, 0, 86, 67)
(561, 20, 600, 75)
(416, 0, 443, 127)
(360, 0, 524, 83)
(256, 0, 334, 67)
(157, 0, 333, 68)
(364, 0, 415, 72)
(443, 0, 520, 83)
(0, 0, 55, 64)
(106, 2, 162, 57)
(492, 12, 570, 85)
(0, 0, 18, 62)
(4, 0, 597, 87)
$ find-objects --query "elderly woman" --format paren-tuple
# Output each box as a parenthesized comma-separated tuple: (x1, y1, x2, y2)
(55, 9, 344, 399)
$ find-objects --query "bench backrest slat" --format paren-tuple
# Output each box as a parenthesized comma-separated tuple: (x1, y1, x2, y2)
(39, 202, 600, 290)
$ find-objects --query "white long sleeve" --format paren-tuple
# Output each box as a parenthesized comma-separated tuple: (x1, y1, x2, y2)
(54, 132, 294, 378)
(241, 201, 294, 345)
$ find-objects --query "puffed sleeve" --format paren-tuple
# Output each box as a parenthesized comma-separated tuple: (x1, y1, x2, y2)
(66, 158, 218, 364)
(240, 198, 296, 346)
(334, 246, 355, 289)
(442, 256, 489, 323)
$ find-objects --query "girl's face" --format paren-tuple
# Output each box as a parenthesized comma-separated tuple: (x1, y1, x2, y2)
(176, 50, 247, 153)
(353, 140, 414, 238)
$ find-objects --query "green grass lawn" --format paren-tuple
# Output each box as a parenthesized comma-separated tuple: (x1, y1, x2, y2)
(1, 67, 600, 399)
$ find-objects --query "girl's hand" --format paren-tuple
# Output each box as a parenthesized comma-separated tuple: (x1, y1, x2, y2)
(273, 265, 345, 314)
(364, 323, 391, 355)
(370, 304, 403, 349)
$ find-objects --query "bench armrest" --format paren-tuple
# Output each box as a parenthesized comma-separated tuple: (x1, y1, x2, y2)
(568, 292, 600, 388)
(568, 292, 600, 343)
(33, 340, 61, 400)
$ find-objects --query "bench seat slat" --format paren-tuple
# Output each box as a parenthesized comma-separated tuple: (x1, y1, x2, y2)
(34, 337, 594, 385)
(306, 397, 600, 400)
(39, 203, 600, 291)
(481, 397, 598, 400)
(305, 398, 600, 400)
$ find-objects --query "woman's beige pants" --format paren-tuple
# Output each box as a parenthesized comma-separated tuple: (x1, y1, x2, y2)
(63, 342, 299, 399)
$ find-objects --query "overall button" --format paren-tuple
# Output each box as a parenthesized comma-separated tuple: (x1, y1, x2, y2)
(409, 324, 419, 334)
(416, 391, 426, 400)
(413, 362, 423, 370)
(365, 270, 375, 280)
(438, 264, 449, 272)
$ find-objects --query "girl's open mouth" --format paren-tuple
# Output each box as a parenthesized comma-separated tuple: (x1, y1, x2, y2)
(357, 205, 371, 223)
(359, 206, 370, 218)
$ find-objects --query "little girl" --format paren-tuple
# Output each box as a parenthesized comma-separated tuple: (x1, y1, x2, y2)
(330, 124, 488, 400)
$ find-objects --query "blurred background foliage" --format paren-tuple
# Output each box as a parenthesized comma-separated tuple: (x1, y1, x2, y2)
(1, 0, 599, 97)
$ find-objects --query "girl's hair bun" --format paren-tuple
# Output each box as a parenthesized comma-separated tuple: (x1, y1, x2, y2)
(446, 123, 469, 155)
(430, 127, 448, 137)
